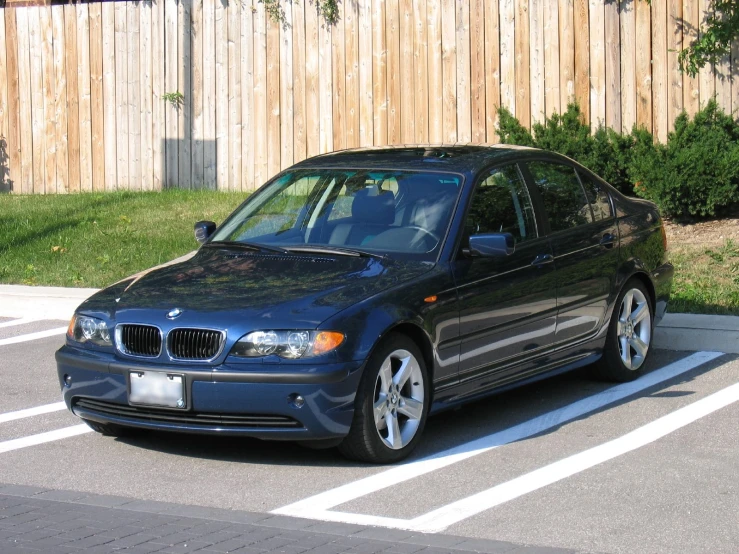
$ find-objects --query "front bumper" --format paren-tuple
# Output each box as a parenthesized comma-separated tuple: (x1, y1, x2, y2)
(56, 346, 364, 440)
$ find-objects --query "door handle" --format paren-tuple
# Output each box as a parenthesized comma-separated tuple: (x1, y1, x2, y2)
(531, 254, 554, 266)
(600, 233, 617, 249)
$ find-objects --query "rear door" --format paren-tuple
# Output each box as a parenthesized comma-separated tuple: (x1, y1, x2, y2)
(524, 160, 619, 344)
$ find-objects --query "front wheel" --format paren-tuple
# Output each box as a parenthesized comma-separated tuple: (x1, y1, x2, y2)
(339, 335, 429, 463)
(595, 280, 653, 382)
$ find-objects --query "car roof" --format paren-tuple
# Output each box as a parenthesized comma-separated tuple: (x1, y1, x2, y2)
(289, 144, 544, 176)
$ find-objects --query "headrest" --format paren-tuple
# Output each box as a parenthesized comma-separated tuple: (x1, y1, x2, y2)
(351, 187, 395, 224)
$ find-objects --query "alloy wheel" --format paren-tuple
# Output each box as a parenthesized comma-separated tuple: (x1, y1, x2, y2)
(616, 288, 652, 371)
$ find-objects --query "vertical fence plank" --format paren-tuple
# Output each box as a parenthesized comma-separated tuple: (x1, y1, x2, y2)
(64, 5, 79, 192)
(254, 5, 268, 181)
(0, 8, 8, 191)
(372, 0, 387, 145)
(604, 0, 620, 132)
(227, 0, 241, 189)
(716, 52, 732, 115)
(89, 3, 104, 191)
(514, 0, 530, 128)
(399, 0, 414, 142)
(114, 1, 127, 189)
(191, 0, 203, 188)
(201, 0, 215, 188)
(440, 0, 456, 141)
(697, 0, 714, 107)
(682, 0, 699, 117)
(4, 8, 20, 192)
(266, 14, 280, 176)
(543, 0, 559, 119)
(484, 0, 500, 142)
(242, 0, 255, 189)
(499, 0, 515, 117)
(574, 0, 589, 123)
(455, 0, 471, 141)
(41, 6, 56, 194)
(126, 1, 140, 191)
(293, 0, 307, 159)
(165, 0, 179, 187)
(667, 0, 682, 133)
(358, 0, 373, 146)
(589, 0, 605, 127)
(140, 1, 153, 190)
(178, 0, 192, 189)
(52, 6, 68, 194)
(305, 1, 320, 156)
(529, 0, 544, 125)
(620, 0, 636, 131)
(426, 0, 442, 142)
(635, 0, 652, 132)
(101, 1, 116, 190)
(386, 0, 401, 144)
(29, 7, 44, 192)
(733, 39, 739, 116)
(652, 0, 668, 142)
(331, 3, 345, 149)
(344, 0, 359, 148)
(469, 0, 485, 142)
(558, 0, 574, 109)
(152, 0, 165, 189)
(281, 2, 295, 167)
(77, 2, 92, 192)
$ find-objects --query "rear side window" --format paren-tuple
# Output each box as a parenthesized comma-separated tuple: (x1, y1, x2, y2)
(578, 172, 613, 221)
(466, 164, 537, 243)
(528, 161, 592, 233)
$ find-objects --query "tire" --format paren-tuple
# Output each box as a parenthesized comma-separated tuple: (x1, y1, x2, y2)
(83, 419, 136, 437)
(338, 334, 430, 463)
(594, 279, 654, 382)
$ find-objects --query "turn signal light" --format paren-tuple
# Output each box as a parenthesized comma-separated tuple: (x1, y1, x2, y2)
(311, 331, 345, 356)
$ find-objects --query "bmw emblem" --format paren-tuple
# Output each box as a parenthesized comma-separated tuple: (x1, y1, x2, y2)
(166, 308, 184, 320)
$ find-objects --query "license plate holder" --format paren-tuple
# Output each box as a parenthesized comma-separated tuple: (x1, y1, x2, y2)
(129, 371, 186, 409)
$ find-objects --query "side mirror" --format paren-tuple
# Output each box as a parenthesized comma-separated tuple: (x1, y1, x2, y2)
(194, 221, 216, 244)
(468, 232, 515, 258)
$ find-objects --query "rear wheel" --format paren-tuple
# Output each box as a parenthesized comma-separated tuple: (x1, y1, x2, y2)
(339, 335, 429, 463)
(595, 280, 653, 382)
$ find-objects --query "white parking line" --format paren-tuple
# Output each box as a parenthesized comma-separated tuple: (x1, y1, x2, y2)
(274, 350, 724, 527)
(0, 424, 92, 455)
(0, 327, 68, 347)
(0, 402, 67, 424)
(0, 317, 41, 329)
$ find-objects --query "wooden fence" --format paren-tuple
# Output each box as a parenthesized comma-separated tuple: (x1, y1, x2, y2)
(0, 0, 738, 194)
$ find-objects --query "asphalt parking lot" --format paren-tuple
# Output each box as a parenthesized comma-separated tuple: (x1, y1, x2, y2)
(0, 310, 737, 553)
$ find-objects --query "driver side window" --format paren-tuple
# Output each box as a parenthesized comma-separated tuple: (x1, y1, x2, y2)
(466, 165, 537, 243)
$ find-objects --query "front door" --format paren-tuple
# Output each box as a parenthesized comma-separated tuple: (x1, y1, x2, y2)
(452, 164, 558, 384)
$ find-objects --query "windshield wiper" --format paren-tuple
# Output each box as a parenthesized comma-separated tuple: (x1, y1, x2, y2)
(205, 240, 289, 254)
(284, 245, 387, 260)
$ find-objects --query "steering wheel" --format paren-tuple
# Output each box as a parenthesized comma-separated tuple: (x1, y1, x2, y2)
(404, 226, 441, 245)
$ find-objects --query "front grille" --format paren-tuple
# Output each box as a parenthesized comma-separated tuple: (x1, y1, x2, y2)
(168, 328, 224, 360)
(119, 324, 162, 357)
(73, 398, 302, 429)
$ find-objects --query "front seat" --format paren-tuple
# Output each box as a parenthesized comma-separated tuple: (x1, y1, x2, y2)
(329, 188, 395, 246)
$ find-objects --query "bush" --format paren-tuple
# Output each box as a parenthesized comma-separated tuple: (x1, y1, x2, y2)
(629, 99, 739, 219)
(496, 100, 739, 220)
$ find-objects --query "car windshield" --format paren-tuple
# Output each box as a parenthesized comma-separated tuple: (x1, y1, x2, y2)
(211, 169, 462, 261)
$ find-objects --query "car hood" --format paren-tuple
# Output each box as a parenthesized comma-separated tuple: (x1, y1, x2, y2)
(82, 248, 434, 329)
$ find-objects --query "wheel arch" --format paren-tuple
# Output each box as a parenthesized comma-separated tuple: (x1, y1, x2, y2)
(378, 322, 436, 395)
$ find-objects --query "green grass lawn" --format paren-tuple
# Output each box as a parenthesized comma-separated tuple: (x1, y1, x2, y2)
(0, 190, 244, 288)
(1, 191, 738, 316)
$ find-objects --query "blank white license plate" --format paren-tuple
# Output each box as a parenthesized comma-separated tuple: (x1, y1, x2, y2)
(129, 371, 185, 409)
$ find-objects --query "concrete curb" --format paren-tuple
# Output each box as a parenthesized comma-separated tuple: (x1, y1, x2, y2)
(0, 284, 737, 354)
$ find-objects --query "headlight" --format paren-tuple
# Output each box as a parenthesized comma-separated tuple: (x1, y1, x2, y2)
(230, 330, 344, 359)
(67, 314, 112, 347)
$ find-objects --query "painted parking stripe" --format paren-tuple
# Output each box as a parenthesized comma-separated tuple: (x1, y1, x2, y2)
(0, 425, 92, 455)
(0, 402, 67, 425)
(0, 318, 41, 329)
(0, 327, 67, 347)
(274, 350, 723, 521)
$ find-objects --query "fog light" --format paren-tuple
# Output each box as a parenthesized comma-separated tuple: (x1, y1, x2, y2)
(63, 374, 72, 387)
(288, 394, 305, 409)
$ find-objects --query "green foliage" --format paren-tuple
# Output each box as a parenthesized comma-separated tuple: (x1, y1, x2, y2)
(259, 0, 339, 27)
(678, 0, 739, 77)
(162, 91, 185, 108)
(629, 99, 739, 219)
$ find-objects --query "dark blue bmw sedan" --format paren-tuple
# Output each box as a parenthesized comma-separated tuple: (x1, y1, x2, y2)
(56, 145, 673, 463)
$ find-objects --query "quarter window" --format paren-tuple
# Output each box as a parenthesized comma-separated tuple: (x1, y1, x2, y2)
(528, 161, 592, 233)
(466, 165, 537, 243)
(578, 172, 613, 221)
